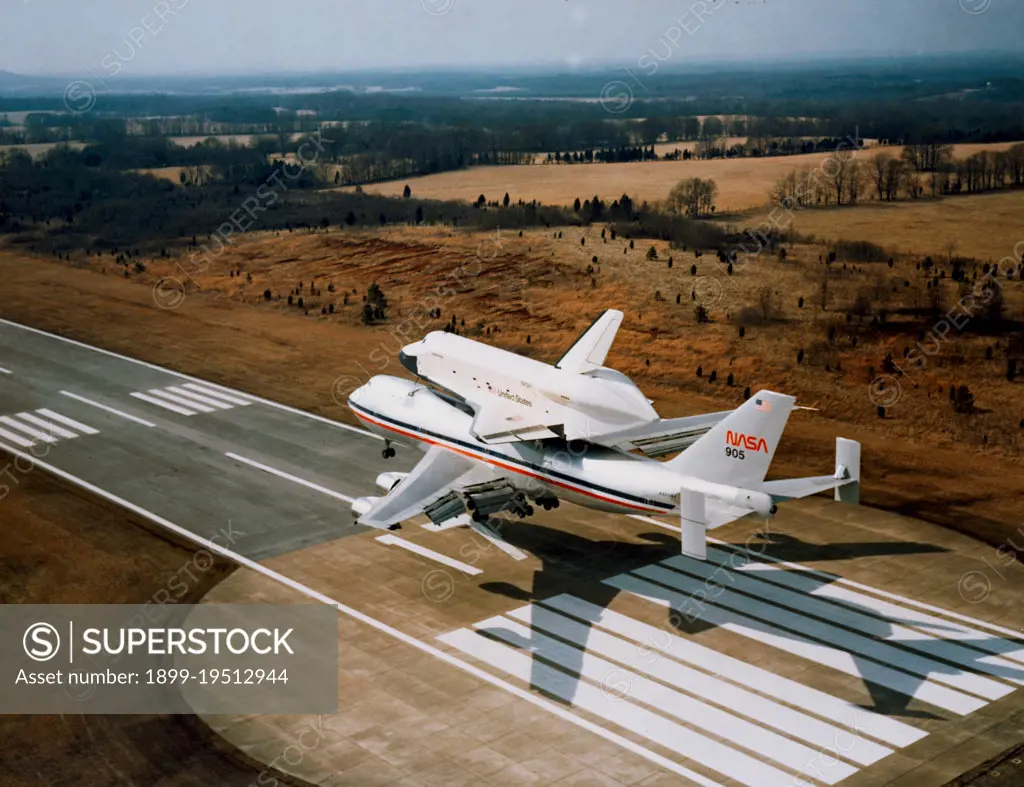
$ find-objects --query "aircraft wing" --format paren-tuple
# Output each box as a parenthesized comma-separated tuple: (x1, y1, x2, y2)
(555, 310, 623, 374)
(589, 410, 732, 456)
(357, 445, 479, 528)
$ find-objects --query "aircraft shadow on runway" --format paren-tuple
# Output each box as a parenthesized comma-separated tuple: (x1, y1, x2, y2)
(476, 521, 1024, 719)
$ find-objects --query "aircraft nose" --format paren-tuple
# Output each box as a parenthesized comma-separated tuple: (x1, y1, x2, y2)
(399, 350, 418, 376)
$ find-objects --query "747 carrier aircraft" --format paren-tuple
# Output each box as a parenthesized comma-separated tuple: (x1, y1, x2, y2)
(347, 312, 860, 560)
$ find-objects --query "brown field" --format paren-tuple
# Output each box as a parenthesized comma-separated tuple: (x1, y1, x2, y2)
(742, 189, 1024, 264)
(2, 213, 1023, 549)
(356, 142, 1022, 213)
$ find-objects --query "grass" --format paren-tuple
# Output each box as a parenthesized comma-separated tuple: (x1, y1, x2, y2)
(354, 142, 1022, 214)
(743, 190, 1024, 263)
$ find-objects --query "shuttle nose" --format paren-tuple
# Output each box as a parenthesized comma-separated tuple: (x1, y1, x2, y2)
(399, 349, 418, 376)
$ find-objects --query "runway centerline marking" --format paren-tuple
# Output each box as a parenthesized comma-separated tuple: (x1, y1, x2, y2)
(0, 366, 11, 374)
(224, 452, 355, 503)
(0, 438, 700, 784)
(58, 392, 154, 428)
(375, 534, 483, 576)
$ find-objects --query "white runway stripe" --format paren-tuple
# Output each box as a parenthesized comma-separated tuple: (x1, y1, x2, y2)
(479, 615, 857, 783)
(0, 415, 59, 444)
(700, 547, 1024, 680)
(440, 627, 774, 787)
(509, 604, 892, 766)
(16, 413, 78, 440)
(0, 366, 11, 374)
(375, 534, 482, 576)
(644, 562, 1011, 702)
(607, 573, 986, 715)
(182, 382, 252, 406)
(130, 391, 197, 416)
(701, 529, 1024, 640)
(224, 452, 355, 503)
(711, 544, 1024, 665)
(633, 514, 1023, 641)
(164, 386, 233, 410)
(0, 425, 34, 447)
(145, 389, 215, 413)
(54, 395, 152, 428)
(543, 594, 925, 748)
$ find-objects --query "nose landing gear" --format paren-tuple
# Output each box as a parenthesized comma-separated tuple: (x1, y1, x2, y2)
(382, 440, 396, 459)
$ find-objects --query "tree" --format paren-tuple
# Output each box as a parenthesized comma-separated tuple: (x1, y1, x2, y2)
(402, 184, 411, 198)
(503, 192, 510, 208)
(668, 177, 718, 218)
(415, 205, 424, 224)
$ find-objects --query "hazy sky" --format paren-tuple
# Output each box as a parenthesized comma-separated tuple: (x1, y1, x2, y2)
(2, 0, 1021, 76)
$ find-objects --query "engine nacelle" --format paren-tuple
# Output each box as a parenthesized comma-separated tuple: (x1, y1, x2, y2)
(351, 496, 381, 518)
(376, 472, 408, 494)
(678, 476, 776, 518)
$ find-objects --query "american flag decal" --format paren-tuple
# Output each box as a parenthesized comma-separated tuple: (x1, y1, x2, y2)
(755, 398, 772, 412)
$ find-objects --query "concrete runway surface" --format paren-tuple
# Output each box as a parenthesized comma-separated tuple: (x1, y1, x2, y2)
(4, 316, 1024, 787)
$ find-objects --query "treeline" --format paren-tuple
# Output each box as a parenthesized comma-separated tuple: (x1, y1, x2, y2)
(0, 146, 579, 251)
(770, 143, 1024, 208)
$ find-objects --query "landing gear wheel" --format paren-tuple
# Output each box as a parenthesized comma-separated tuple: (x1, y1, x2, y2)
(382, 440, 396, 459)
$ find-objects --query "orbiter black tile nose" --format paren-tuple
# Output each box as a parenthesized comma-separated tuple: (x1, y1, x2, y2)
(399, 350, 418, 376)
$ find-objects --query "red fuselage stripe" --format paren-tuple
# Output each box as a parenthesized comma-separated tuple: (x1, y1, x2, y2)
(353, 409, 664, 513)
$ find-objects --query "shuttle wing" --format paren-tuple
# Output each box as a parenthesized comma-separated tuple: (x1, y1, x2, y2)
(555, 310, 623, 374)
(357, 445, 478, 528)
(470, 406, 560, 444)
(589, 410, 732, 456)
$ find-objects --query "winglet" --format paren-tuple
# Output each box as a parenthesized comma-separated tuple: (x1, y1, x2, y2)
(555, 310, 623, 374)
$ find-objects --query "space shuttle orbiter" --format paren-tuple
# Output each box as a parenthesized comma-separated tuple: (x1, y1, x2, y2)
(398, 309, 730, 456)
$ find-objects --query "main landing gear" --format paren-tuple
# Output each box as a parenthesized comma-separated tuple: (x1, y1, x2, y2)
(382, 440, 396, 459)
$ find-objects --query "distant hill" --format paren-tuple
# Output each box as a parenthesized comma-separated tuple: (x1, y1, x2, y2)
(0, 70, 65, 96)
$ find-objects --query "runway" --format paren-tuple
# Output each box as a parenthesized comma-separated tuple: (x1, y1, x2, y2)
(4, 316, 1024, 786)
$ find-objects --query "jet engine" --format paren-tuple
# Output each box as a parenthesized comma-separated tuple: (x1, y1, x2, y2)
(351, 496, 381, 518)
(376, 472, 408, 493)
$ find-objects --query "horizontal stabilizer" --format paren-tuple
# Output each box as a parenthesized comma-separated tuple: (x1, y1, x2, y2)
(760, 438, 861, 503)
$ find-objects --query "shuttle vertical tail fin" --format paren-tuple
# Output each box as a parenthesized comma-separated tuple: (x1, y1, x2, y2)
(555, 310, 623, 374)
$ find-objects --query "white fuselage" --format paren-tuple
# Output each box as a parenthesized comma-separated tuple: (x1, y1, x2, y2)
(399, 332, 658, 441)
(348, 375, 680, 515)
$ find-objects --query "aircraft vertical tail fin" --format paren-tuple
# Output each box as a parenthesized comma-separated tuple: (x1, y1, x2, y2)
(665, 391, 796, 487)
(555, 310, 623, 374)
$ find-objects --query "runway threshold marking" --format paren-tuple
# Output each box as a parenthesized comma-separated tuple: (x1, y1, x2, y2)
(131, 391, 201, 416)
(224, 452, 355, 503)
(0, 317, 380, 441)
(59, 391, 155, 428)
(631, 514, 1019, 639)
(0, 415, 60, 444)
(610, 570, 986, 715)
(475, 614, 857, 785)
(375, 534, 483, 576)
(0, 440, 704, 784)
(16, 412, 79, 440)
